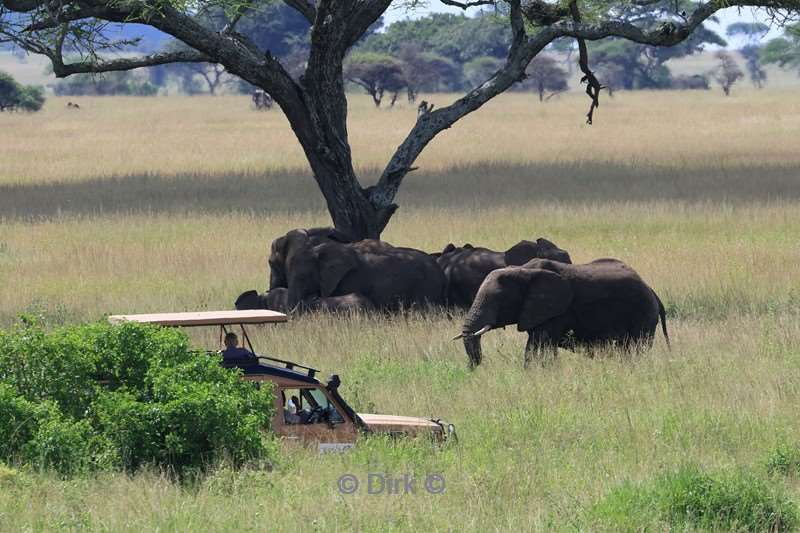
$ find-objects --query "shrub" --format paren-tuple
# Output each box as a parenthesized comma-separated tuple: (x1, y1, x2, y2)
(0, 319, 276, 476)
(0, 71, 46, 112)
(592, 466, 798, 532)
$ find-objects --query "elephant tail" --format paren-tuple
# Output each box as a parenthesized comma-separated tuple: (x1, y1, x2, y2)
(654, 290, 670, 349)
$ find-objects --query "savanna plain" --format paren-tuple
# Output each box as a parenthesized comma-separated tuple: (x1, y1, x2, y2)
(1, 89, 800, 531)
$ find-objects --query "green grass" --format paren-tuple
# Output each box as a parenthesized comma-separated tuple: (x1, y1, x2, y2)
(592, 466, 798, 531)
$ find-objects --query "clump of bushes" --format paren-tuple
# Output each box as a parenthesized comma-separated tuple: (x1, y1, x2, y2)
(0, 318, 275, 476)
(592, 465, 798, 531)
(0, 70, 45, 112)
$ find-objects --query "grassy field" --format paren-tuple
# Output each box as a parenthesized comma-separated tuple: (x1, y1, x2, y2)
(1, 90, 800, 530)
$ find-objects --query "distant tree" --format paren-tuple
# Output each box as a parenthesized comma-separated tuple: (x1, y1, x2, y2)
(726, 22, 770, 42)
(359, 12, 510, 65)
(0, 70, 44, 111)
(762, 24, 800, 74)
(398, 44, 461, 99)
(524, 55, 568, 101)
(740, 45, 767, 88)
(463, 56, 504, 90)
(594, 62, 626, 96)
(344, 52, 407, 107)
(549, 37, 576, 74)
(727, 22, 768, 88)
(713, 50, 744, 96)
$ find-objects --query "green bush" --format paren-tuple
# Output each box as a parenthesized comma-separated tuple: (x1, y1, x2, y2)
(0, 71, 45, 112)
(766, 443, 800, 476)
(0, 319, 276, 476)
(592, 466, 798, 532)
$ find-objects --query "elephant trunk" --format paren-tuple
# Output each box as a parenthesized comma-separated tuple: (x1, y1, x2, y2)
(463, 335, 482, 369)
(460, 289, 497, 368)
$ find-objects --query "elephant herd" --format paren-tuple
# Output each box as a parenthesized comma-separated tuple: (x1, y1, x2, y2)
(236, 227, 669, 369)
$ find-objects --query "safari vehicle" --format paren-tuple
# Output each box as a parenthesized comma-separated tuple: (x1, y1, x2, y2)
(108, 310, 455, 450)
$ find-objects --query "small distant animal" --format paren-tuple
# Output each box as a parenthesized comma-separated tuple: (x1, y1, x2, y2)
(252, 89, 273, 110)
(66, 102, 81, 109)
(417, 100, 433, 117)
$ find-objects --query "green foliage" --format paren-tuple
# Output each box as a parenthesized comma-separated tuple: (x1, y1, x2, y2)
(0, 70, 45, 112)
(766, 442, 800, 476)
(0, 319, 276, 476)
(359, 12, 511, 65)
(762, 24, 800, 72)
(592, 466, 798, 531)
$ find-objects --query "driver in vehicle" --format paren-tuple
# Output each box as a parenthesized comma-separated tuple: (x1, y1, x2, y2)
(221, 332, 255, 362)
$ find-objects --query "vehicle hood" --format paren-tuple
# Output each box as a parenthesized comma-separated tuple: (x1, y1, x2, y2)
(357, 413, 442, 433)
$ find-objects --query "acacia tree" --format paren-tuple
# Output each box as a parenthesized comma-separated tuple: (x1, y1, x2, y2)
(524, 54, 568, 100)
(1, 0, 797, 239)
(713, 49, 744, 95)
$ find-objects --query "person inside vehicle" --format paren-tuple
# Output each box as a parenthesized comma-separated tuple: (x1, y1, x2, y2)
(291, 395, 310, 424)
(221, 332, 255, 362)
(284, 392, 301, 424)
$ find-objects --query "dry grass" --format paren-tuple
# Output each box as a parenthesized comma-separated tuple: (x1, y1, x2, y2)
(1, 90, 800, 531)
(1, 89, 800, 184)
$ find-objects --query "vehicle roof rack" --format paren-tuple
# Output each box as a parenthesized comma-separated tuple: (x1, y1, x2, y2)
(256, 355, 319, 379)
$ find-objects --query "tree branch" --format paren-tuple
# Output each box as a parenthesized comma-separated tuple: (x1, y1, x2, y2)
(437, 0, 496, 8)
(569, 0, 603, 125)
(51, 49, 211, 77)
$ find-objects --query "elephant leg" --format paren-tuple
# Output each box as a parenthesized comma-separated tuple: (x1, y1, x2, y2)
(523, 332, 535, 369)
(524, 330, 557, 369)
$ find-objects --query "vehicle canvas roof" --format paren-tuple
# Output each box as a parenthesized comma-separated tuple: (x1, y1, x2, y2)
(108, 310, 288, 327)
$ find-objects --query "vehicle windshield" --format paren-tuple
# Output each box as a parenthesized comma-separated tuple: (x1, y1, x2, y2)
(283, 387, 344, 425)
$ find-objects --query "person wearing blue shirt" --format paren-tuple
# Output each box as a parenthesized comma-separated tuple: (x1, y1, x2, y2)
(221, 332, 255, 362)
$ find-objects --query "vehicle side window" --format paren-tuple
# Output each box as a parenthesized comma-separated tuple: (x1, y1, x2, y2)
(281, 388, 344, 425)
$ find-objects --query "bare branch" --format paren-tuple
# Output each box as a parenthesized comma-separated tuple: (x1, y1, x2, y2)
(283, 0, 316, 23)
(568, 0, 603, 125)
(50, 49, 211, 77)
(437, 0, 495, 9)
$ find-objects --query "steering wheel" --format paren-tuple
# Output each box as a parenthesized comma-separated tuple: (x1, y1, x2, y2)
(306, 406, 327, 424)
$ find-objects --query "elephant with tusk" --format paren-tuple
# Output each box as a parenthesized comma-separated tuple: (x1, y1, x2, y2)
(456, 258, 669, 369)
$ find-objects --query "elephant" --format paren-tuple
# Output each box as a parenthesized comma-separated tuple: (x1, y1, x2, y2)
(269, 227, 352, 290)
(236, 288, 289, 312)
(436, 238, 572, 309)
(455, 258, 669, 369)
(278, 229, 445, 311)
(235, 288, 374, 314)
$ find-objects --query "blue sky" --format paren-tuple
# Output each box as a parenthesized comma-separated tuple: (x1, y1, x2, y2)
(381, 3, 786, 48)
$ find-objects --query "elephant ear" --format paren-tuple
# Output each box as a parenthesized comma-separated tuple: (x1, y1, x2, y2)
(517, 269, 573, 332)
(504, 240, 541, 266)
(316, 243, 358, 297)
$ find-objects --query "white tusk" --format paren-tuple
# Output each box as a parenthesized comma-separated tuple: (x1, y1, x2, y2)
(452, 333, 464, 341)
(472, 325, 492, 337)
